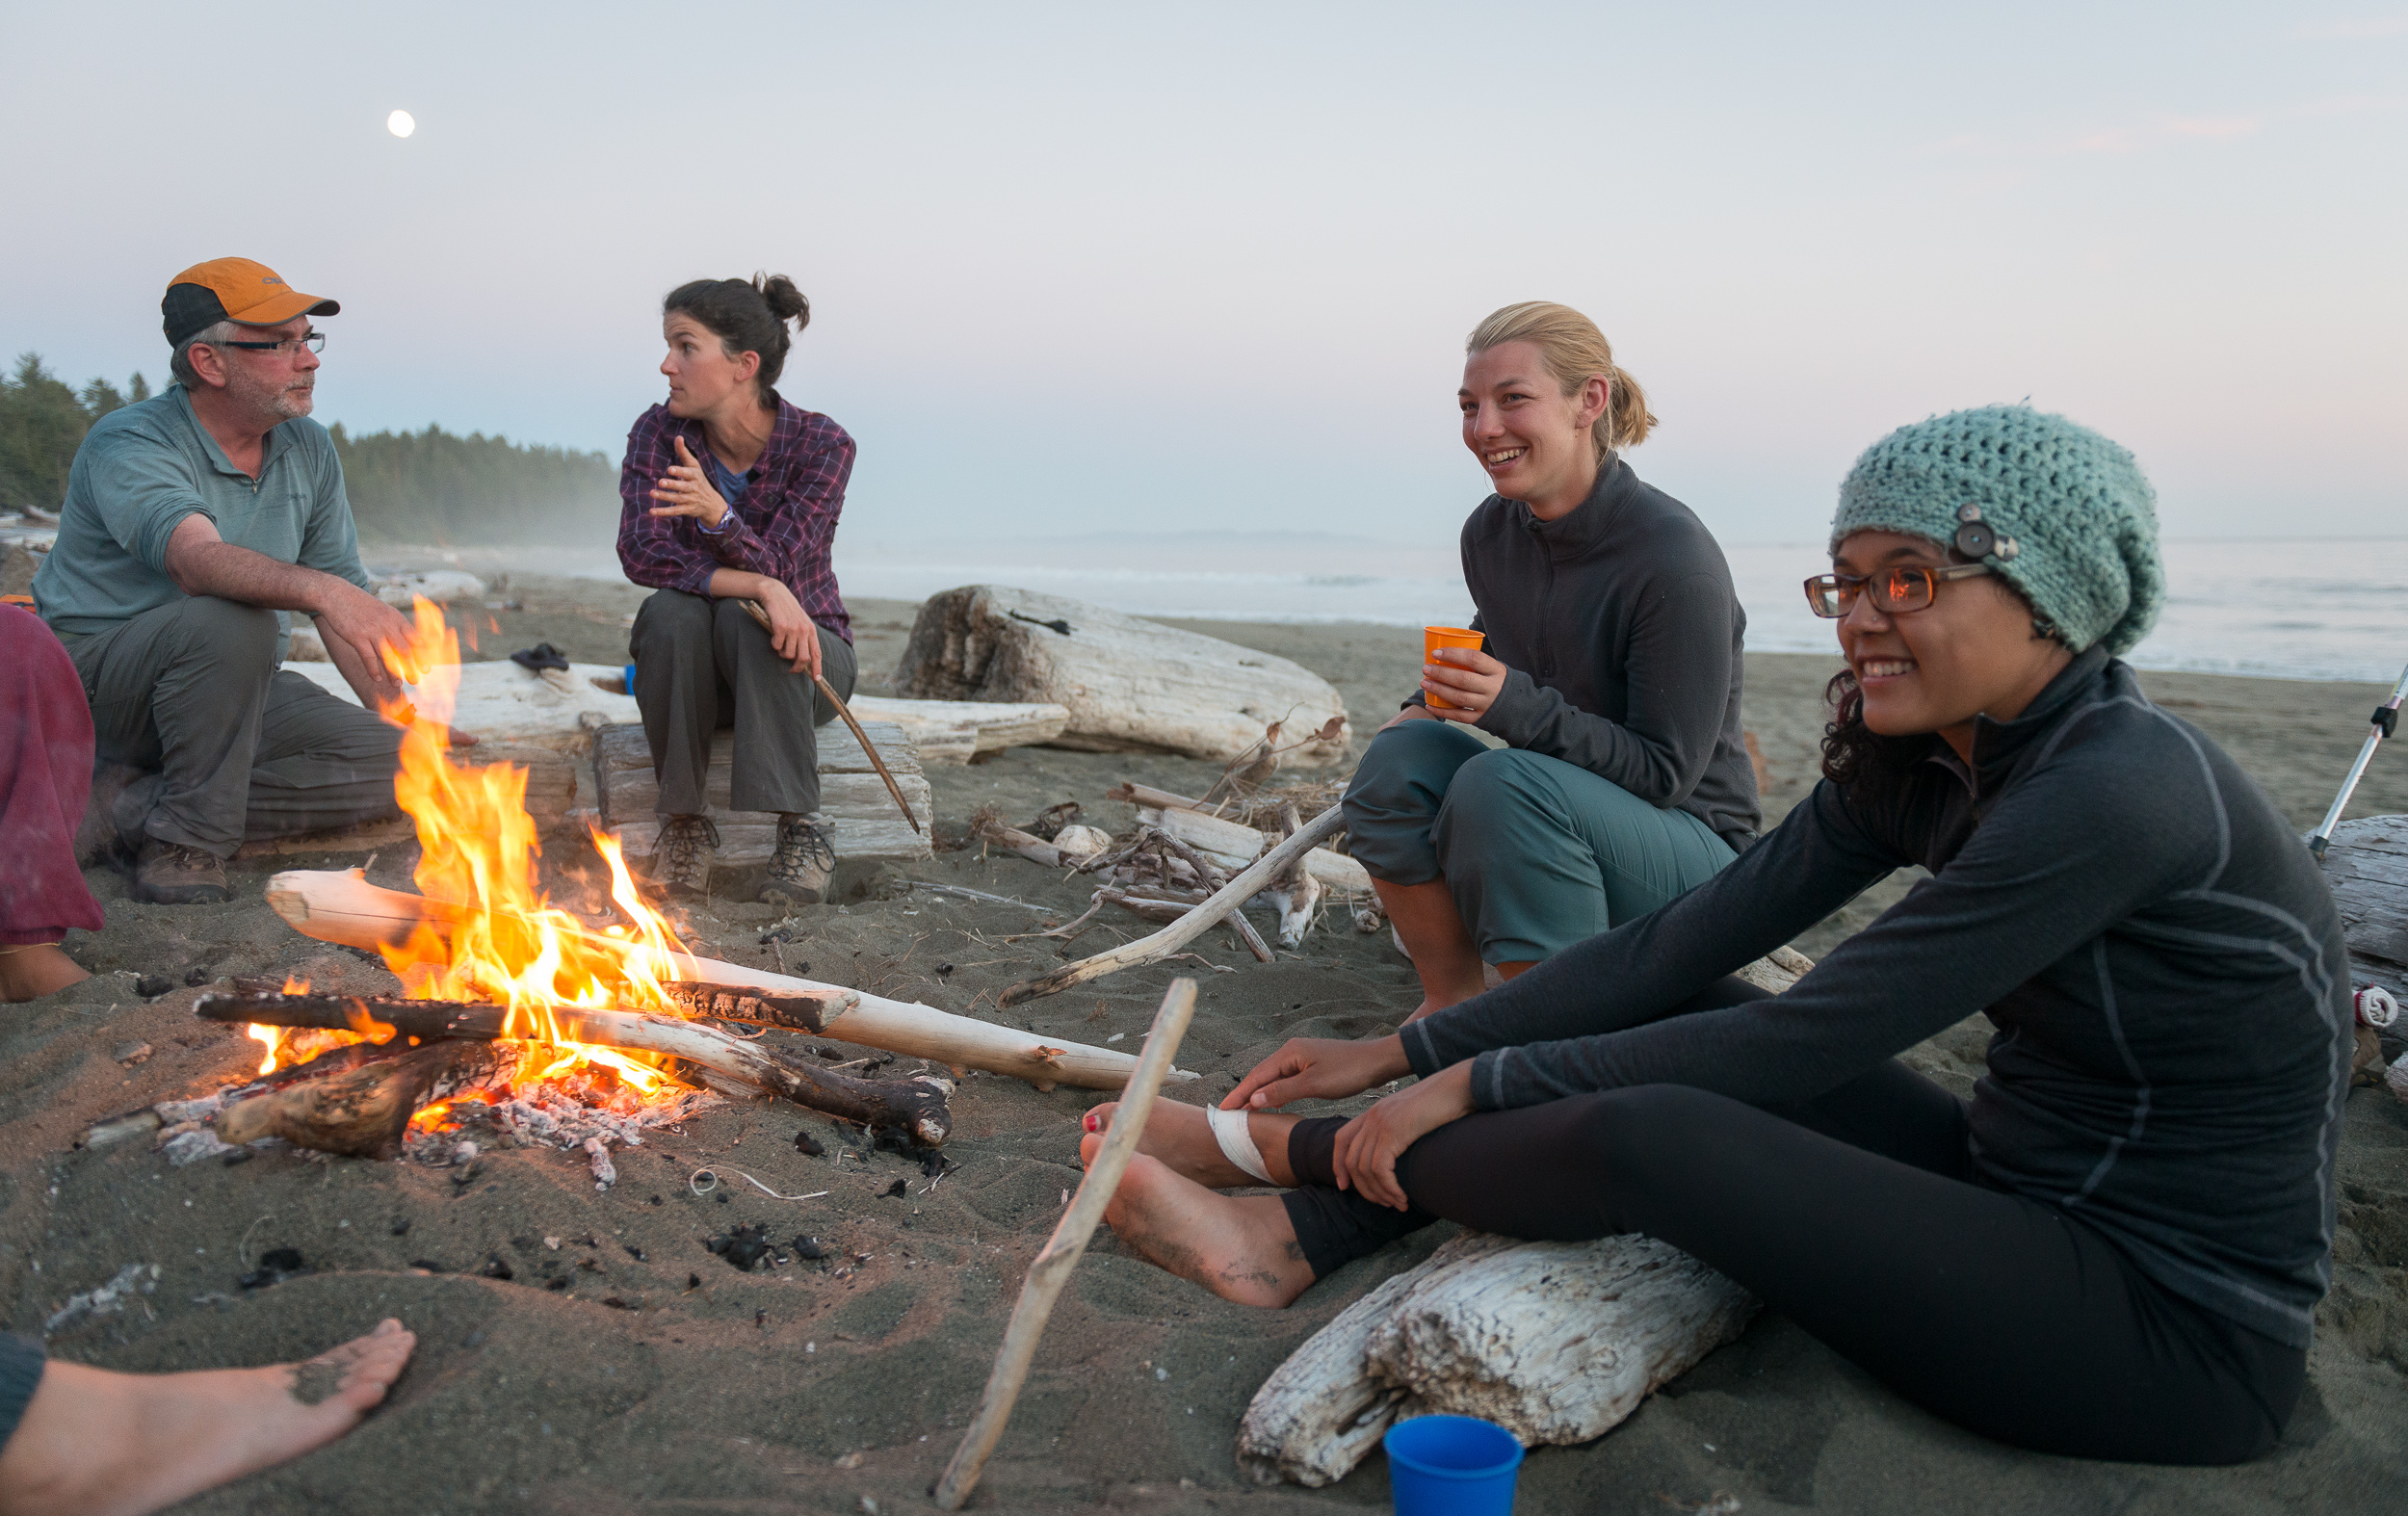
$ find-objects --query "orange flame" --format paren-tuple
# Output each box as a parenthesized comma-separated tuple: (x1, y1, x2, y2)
(368, 597, 690, 1098)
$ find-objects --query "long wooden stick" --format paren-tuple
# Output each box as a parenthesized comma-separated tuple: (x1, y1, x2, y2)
(738, 597, 919, 833)
(196, 990, 951, 1145)
(1000, 804, 1344, 1006)
(932, 979, 1198, 1510)
(260, 869, 1195, 1091)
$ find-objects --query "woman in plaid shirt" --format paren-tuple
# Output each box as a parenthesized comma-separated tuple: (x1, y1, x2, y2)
(615, 274, 858, 903)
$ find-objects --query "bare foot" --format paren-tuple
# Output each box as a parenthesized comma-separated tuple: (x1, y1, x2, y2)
(1085, 1099, 1301, 1188)
(1082, 1135, 1315, 1307)
(0, 1319, 416, 1516)
(0, 944, 91, 1004)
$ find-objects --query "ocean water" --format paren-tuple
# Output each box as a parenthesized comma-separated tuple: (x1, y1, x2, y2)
(831, 534, 2408, 686)
(405, 533, 2408, 686)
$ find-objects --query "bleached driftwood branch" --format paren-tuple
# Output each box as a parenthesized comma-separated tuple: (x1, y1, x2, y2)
(934, 980, 1198, 1509)
(261, 868, 1195, 1092)
(1001, 805, 1344, 1006)
(1238, 1232, 1757, 1487)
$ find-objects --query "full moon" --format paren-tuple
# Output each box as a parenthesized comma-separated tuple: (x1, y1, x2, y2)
(386, 109, 415, 139)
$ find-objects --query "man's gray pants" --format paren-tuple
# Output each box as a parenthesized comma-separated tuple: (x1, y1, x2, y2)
(1342, 718, 1738, 964)
(629, 590, 858, 818)
(62, 596, 405, 859)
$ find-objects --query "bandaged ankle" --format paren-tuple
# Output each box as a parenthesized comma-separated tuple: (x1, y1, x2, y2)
(1205, 1102, 1274, 1185)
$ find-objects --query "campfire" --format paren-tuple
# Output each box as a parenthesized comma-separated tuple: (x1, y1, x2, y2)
(117, 599, 950, 1175)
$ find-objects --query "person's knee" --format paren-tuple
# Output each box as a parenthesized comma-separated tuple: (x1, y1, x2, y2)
(1568, 1085, 1725, 1173)
(171, 596, 280, 672)
(1346, 720, 1478, 816)
(633, 590, 713, 653)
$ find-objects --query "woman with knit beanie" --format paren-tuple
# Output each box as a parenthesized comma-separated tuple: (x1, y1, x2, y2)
(1344, 301, 1760, 1022)
(1083, 405, 2344, 1465)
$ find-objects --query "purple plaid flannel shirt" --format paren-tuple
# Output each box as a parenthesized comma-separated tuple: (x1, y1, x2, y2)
(615, 397, 855, 642)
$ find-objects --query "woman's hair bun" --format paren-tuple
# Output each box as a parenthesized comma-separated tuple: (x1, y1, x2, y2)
(756, 273, 810, 332)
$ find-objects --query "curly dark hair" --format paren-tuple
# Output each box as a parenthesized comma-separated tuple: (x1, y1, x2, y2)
(1819, 668, 1937, 801)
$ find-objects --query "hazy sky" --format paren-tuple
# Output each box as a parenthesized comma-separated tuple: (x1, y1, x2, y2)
(5, 2, 2402, 547)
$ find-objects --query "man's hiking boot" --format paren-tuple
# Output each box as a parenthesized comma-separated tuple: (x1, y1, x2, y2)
(131, 839, 229, 905)
(650, 814, 719, 899)
(760, 812, 836, 905)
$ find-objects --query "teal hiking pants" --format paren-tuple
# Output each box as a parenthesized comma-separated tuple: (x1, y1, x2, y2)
(1342, 719, 1737, 964)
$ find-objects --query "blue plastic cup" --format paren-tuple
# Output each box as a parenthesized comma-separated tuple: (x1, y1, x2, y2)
(1384, 1414, 1524, 1515)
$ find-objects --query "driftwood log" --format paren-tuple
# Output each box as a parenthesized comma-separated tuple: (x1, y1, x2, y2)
(216, 1040, 508, 1159)
(1128, 798, 1374, 896)
(1237, 1232, 1757, 1487)
(279, 659, 632, 757)
(260, 868, 1194, 1092)
(934, 980, 1199, 1509)
(593, 720, 934, 872)
(2322, 816, 2407, 1000)
(1002, 805, 1347, 1006)
(846, 695, 1070, 765)
(892, 586, 1349, 766)
(196, 990, 952, 1146)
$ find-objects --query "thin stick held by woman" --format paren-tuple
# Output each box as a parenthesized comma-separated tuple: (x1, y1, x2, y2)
(615, 274, 859, 903)
(1347, 302, 1759, 1022)
(1085, 405, 2347, 1467)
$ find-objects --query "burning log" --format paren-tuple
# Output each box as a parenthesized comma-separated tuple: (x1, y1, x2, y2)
(196, 992, 953, 1147)
(217, 1040, 507, 1160)
(1001, 805, 1345, 1006)
(260, 869, 1194, 1092)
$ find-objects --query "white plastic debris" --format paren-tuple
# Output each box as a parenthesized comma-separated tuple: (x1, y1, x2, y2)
(45, 1263, 160, 1335)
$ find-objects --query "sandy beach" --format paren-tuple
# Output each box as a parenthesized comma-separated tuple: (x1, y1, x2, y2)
(4, 576, 2402, 1514)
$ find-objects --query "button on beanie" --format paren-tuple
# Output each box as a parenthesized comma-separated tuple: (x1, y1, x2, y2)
(1830, 405, 2165, 656)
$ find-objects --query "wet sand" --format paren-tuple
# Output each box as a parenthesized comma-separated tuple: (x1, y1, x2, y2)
(2, 577, 2401, 1513)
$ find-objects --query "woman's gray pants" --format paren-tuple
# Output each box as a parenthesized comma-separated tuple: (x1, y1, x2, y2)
(1341, 718, 1736, 964)
(629, 590, 856, 818)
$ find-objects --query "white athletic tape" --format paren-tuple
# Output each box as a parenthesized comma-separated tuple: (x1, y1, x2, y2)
(2357, 985, 2398, 1030)
(1206, 1102, 1274, 1185)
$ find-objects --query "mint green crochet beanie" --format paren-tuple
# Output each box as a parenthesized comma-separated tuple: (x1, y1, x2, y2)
(1831, 405, 2164, 656)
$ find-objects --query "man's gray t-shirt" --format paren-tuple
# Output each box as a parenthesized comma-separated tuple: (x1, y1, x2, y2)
(32, 384, 371, 653)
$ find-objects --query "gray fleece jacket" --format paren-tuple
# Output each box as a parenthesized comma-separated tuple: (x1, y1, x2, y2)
(1428, 458, 1760, 849)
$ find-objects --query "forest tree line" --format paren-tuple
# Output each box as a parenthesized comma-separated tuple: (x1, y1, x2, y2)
(0, 353, 618, 544)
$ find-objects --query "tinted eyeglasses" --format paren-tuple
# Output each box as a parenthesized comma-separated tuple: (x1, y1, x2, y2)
(1803, 562, 1995, 618)
(215, 331, 325, 357)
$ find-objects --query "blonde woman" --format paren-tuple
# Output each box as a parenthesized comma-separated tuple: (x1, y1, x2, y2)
(1348, 302, 1759, 1021)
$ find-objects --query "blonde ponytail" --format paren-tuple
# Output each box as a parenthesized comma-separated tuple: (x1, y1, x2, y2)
(1466, 301, 1658, 462)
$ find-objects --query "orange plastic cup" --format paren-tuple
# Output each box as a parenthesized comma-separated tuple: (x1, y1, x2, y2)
(1422, 625, 1483, 711)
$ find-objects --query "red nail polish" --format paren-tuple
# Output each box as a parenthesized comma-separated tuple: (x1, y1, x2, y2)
(1082, 1112, 1096, 1133)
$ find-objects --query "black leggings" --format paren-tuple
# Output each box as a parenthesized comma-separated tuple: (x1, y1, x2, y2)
(1278, 980, 2305, 1466)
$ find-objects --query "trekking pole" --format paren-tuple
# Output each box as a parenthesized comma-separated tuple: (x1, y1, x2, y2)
(2306, 660, 2408, 861)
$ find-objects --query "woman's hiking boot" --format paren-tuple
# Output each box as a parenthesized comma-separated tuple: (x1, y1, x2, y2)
(760, 812, 836, 905)
(130, 839, 228, 905)
(650, 814, 719, 899)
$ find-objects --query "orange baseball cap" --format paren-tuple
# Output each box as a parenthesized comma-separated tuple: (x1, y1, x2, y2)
(162, 257, 339, 346)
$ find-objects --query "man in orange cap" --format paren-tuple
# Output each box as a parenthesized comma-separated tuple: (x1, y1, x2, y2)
(32, 259, 418, 903)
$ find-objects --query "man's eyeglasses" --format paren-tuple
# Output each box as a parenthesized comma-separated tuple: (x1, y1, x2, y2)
(214, 331, 325, 357)
(1803, 562, 1995, 618)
